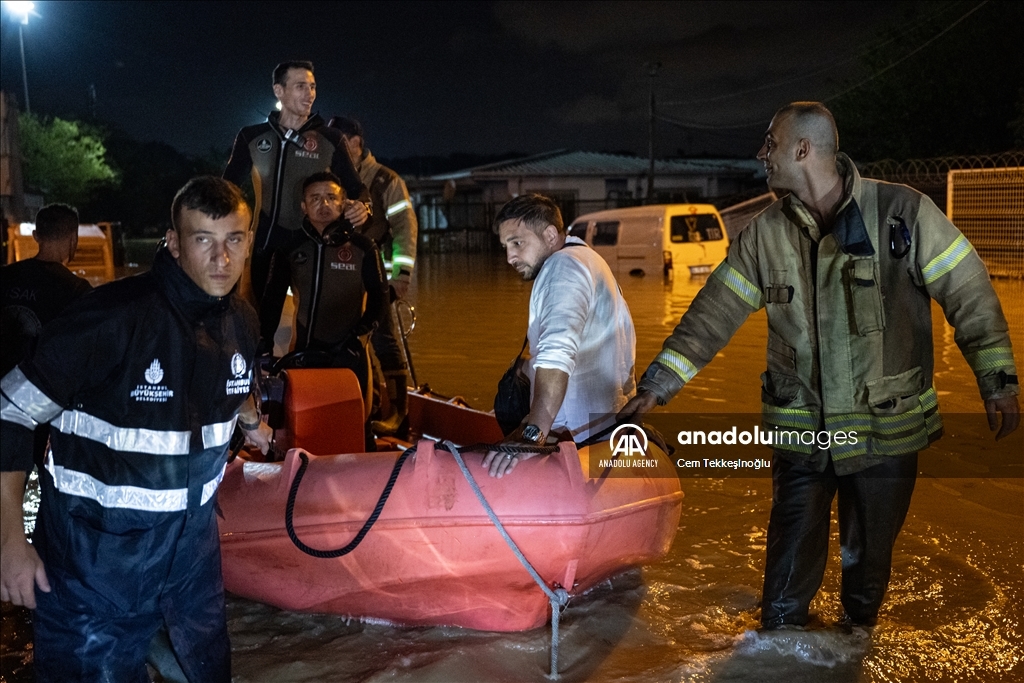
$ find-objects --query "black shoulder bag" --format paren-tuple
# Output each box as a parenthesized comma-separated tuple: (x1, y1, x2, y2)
(494, 336, 530, 436)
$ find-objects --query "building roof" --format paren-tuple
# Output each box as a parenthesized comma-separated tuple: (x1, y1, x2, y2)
(427, 150, 764, 181)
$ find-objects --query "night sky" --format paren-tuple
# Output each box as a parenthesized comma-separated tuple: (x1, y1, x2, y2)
(1, 1, 909, 162)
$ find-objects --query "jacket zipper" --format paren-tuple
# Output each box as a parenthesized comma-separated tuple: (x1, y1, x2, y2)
(305, 238, 324, 348)
(261, 117, 314, 252)
(261, 135, 289, 252)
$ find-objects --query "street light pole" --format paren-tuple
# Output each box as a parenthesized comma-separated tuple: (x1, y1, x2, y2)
(645, 62, 660, 204)
(4, 1, 35, 113)
(18, 21, 30, 113)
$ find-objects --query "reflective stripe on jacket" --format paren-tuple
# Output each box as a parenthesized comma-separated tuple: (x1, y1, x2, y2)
(355, 150, 418, 280)
(0, 246, 258, 624)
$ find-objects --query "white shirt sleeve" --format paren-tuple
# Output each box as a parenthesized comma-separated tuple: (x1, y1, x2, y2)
(529, 253, 594, 376)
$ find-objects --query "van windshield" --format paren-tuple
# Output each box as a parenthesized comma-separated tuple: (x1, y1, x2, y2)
(568, 221, 588, 239)
(670, 214, 724, 243)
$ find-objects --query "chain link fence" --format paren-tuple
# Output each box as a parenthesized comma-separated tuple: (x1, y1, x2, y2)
(946, 166, 1024, 279)
(861, 151, 1024, 279)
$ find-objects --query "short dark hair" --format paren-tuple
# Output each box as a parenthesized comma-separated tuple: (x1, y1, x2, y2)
(273, 60, 314, 87)
(774, 101, 839, 155)
(492, 194, 564, 235)
(302, 171, 344, 194)
(328, 116, 364, 140)
(34, 203, 79, 241)
(171, 177, 249, 232)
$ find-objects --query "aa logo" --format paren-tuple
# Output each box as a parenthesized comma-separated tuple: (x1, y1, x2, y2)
(609, 424, 648, 457)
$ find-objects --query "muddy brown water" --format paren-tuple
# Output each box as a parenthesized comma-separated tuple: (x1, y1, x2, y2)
(2, 252, 1022, 682)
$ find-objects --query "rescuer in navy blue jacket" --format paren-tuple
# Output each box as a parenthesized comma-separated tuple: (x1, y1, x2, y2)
(223, 60, 371, 357)
(0, 178, 271, 682)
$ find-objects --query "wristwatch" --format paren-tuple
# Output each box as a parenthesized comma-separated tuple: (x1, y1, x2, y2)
(521, 424, 546, 445)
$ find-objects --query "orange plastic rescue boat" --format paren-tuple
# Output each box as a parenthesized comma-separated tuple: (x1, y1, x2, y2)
(217, 369, 682, 631)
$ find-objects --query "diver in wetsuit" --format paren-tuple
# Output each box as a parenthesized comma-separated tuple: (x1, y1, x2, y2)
(286, 172, 388, 411)
(224, 60, 371, 356)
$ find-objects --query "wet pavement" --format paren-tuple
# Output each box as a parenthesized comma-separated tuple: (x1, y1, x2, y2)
(2, 252, 1022, 682)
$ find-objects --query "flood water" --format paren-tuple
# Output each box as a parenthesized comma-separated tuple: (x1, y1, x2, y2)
(2, 252, 1022, 683)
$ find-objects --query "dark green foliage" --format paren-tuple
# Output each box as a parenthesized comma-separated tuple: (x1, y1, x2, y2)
(19, 113, 118, 206)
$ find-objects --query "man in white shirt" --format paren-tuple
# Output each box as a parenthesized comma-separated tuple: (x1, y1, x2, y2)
(485, 194, 636, 477)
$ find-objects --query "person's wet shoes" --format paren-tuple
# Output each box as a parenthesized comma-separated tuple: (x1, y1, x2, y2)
(837, 612, 877, 634)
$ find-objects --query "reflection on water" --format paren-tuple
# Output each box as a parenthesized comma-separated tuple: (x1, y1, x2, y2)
(2, 254, 1021, 682)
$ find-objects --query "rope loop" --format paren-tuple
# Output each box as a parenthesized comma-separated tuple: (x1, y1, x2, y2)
(285, 446, 415, 558)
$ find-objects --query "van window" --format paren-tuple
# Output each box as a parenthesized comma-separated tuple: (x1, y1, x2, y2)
(670, 214, 724, 243)
(568, 221, 588, 239)
(593, 221, 619, 246)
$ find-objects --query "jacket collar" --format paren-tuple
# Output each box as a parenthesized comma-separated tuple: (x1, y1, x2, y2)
(784, 153, 873, 256)
(267, 110, 324, 135)
(301, 217, 354, 245)
(355, 148, 378, 176)
(152, 246, 230, 321)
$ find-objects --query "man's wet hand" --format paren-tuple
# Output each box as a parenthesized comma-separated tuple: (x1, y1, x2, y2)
(482, 449, 523, 478)
(0, 537, 50, 609)
(243, 422, 274, 454)
(392, 278, 410, 301)
(985, 394, 1020, 441)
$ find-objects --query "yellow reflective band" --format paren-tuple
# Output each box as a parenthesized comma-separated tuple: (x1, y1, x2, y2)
(386, 199, 412, 217)
(872, 407, 925, 434)
(770, 434, 815, 454)
(712, 263, 763, 309)
(827, 405, 942, 461)
(393, 255, 415, 267)
(965, 347, 1015, 372)
(655, 348, 699, 383)
(763, 405, 818, 430)
(920, 386, 938, 412)
(923, 234, 972, 285)
(872, 429, 930, 455)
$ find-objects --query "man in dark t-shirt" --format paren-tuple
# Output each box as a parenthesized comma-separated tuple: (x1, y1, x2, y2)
(1, 204, 91, 464)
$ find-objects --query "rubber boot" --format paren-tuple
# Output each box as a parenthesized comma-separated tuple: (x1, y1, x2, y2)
(372, 371, 409, 438)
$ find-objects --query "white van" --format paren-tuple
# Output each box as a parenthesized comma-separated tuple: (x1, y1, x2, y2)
(568, 204, 729, 278)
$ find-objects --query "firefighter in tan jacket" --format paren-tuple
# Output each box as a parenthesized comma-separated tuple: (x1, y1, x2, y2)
(330, 117, 418, 435)
(621, 102, 1019, 630)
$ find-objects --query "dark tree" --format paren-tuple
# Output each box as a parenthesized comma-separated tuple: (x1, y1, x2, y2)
(830, 1, 1024, 161)
(82, 129, 221, 234)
